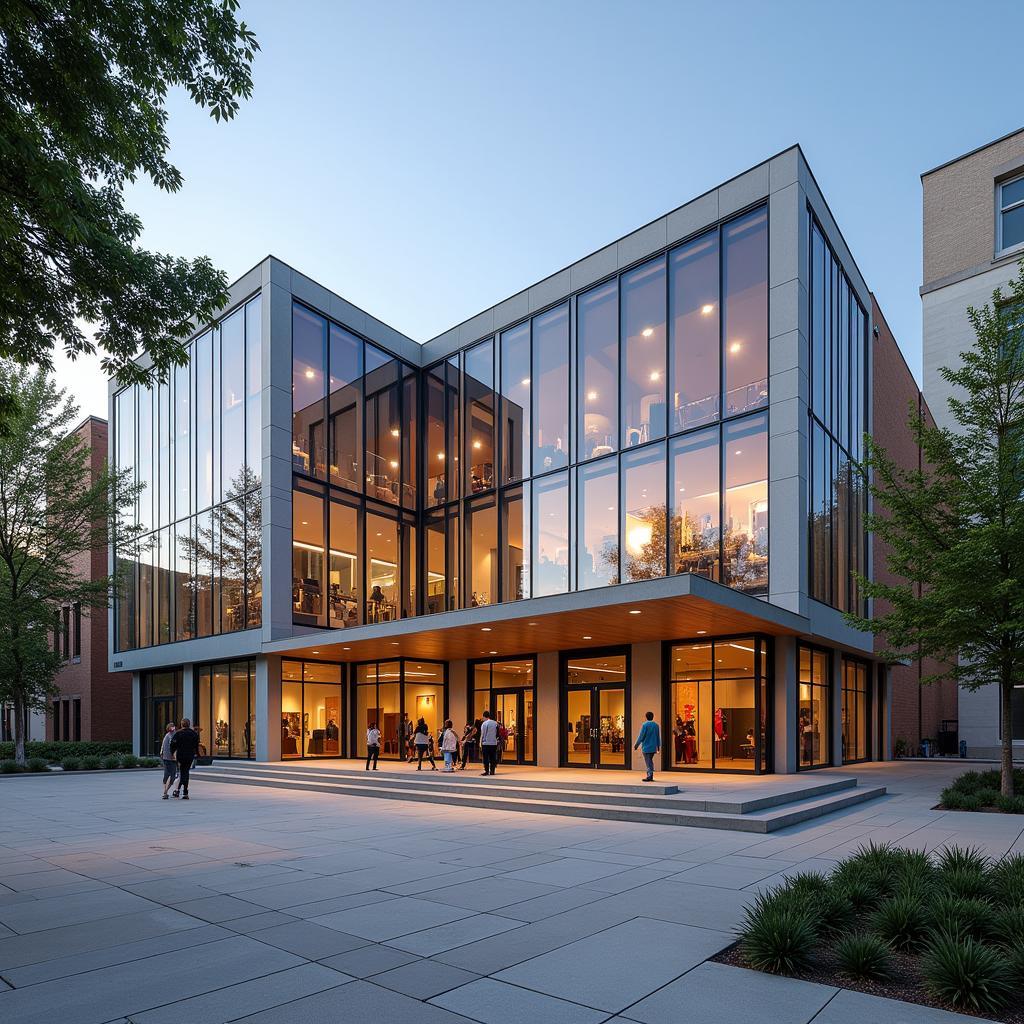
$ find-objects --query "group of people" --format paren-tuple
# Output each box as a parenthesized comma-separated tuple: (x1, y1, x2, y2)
(159, 719, 201, 800)
(364, 710, 506, 775)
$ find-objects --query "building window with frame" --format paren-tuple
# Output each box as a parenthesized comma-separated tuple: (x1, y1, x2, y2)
(798, 645, 831, 769)
(72, 602, 81, 659)
(998, 173, 1024, 255)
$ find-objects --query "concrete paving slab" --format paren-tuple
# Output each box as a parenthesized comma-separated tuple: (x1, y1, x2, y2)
(386, 912, 523, 955)
(372, 958, 481, 999)
(310, 895, 465, 941)
(421, 876, 563, 911)
(0, 887, 152, 934)
(248, 919, 371, 959)
(812, 988, 992, 1024)
(431, 977, 611, 1024)
(318, 942, 420, 978)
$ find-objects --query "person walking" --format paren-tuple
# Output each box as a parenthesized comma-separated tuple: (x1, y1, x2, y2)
(412, 717, 438, 771)
(365, 722, 381, 771)
(159, 722, 177, 799)
(457, 719, 478, 770)
(633, 711, 661, 782)
(440, 720, 459, 772)
(479, 710, 499, 776)
(169, 718, 200, 799)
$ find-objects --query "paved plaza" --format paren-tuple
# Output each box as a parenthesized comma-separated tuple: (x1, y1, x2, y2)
(0, 762, 1021, 1024)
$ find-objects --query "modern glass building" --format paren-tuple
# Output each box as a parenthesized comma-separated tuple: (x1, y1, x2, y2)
(111, 145, 890, 773)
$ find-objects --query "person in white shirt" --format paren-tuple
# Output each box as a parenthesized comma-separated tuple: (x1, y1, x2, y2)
(440, 719, 459, 772)
(478, 710, 499, 776)
(159, 723, 177, 799)
(365, 723, 381, 771)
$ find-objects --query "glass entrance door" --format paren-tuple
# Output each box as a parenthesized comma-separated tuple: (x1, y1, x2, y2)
(492, 689, 529, 765)
(151, 697, 178, 756)
(562, 651, 630, 769)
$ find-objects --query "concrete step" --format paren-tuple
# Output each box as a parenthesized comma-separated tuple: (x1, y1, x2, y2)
(195, 764, 886, 833)
(206, 761, 859, 813)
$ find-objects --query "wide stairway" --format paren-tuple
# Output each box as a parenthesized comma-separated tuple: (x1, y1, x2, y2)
(196, 762, 887, 833)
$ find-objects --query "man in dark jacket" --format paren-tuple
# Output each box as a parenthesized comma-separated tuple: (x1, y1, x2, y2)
(169, 718, 200, 800)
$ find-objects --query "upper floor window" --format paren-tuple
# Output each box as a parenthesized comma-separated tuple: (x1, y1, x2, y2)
(998, 173, 1024, 256)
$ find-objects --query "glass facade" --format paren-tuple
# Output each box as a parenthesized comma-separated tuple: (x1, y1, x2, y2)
(471, 658, 536, 764)
(114, 295, 263, 651)
(281, 660, 343, 758)
(353, 660, 446, 760)
(195, 660, 256, 759)
(798, 644, 831, 769)
(667, 637, 769, 772)
(809, 219, 868, 614)
(139, 669, 183, 756)
(841, 657, 870, 764)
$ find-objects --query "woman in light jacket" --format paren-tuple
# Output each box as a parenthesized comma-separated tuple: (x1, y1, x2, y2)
(412, 717, 438, 771)
(440, 720, 459, 772)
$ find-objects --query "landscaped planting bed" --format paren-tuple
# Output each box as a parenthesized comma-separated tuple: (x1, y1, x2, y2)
(940, 769, 1024, 814)
(714, 843, 1024, 1022)
(0, 755, 160, 774)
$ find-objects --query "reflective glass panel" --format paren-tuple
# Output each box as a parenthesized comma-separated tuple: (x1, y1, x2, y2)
(532, 470, 569, 597)
(465, 339, 495, 494)
(500, 322, 531, 484)
(467, 497, 497, 608)
(366, 513, 399, 623)
(292, 489, 325, 627)
(722, 208, 768, 416)
(329, 500, 359, 628)
(577, 456, 618, 590)
(670, 427, 720, 580)
(501, 484, 529, 602)
(621, 442, 666, 583)
(328, 323, 361, 492)
(221, 308, 245, 498)
(364, 345, 400, 505)
(292, 306, 326, 478)
(532, 304, 569, 473)
(622, 257, 667, 447)
(578, 280, 618, 460)
(723, 413, 768, 596)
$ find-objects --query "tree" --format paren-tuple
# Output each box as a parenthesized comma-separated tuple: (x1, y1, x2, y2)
(0, 1, 258, 389)
(848, 269, 1024, 797)
(0, 363, 140, 764)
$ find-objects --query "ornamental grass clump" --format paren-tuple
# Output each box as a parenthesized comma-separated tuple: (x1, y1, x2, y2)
(120, 753, 139, 768)
(101, 754, 121, 769)
(738, 891, 817, 975)
(835, 933, 892, 982)
(991, 853, 1024, 906)
(920, 934, 1015, 1015)
(26, 757, 48, 772)
(870, 892, 931, 951)
(60, 757, 81, 772)
(81, 755, 102, 770)
(929, 894, 994, 943)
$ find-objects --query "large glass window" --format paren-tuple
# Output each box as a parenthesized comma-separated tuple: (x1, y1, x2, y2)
(578, 280, 618, 461)
(798, 645, 831, 769)
(670, 230, 719, 430)
(173, 520, 194, 641)
(669, 637, 767, 773)
(245, 296, 262, 484)
(364, 345, 401, 505)
(621, 441, 666, 583)
(500, 322, 531, 484)
(501, 484, 529, 602)
(466, 497, 497, 608)
(292, 306, 326, 479)
(221, 308, 245, 498)
(532, 304, 569, 473)
(464, 339, 495, 494)
(174, 361, 191, 520)
(472, 658, 536, 764)
(621, 256, 667, 448)
(139, 670, 182, 757)
(424, 511, 448, 614)
(841, 658, 870, 764)
(723, 413, 768, 596)
(366, 511, 399, 622)
(292, 488, 325, 627)
(578, 456, 618, 590)
(282, 660, 343, 759)
(722, 208, 768, 417)
(157, 380, 171, 528)
(328, 323, 361, 493)
(532, 470, 569, 596)
(329, 499, 359, 628)
(425, 364, 448, 507)
(137, 385, 153, 533)
(670, 427, 719, 579)
(195, 330, 214, 509)
(355, 660, 445, 760)
(195, 661, 255, 759)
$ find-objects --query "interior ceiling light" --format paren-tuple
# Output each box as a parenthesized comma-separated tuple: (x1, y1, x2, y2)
(649, 370, 661, 382)
(642, 327, 654, 337)
(390, 428, 400, 437)
(304, 368, 315, 378)
(481, 627, 492, 632)
(521, 377, 530, 386)
(729, 342, 742, 354)
(696, 630, 707, 635)
(582, 635, 592, 640)
(701, 304, 714, 315)
(629, 609, 642, 615)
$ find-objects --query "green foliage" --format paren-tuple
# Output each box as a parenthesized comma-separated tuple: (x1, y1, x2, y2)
(990, 905, 1024, 947)
(101, 754, 121, 770)
(25, 757, 48, 772)
(0, 759, 23, 773)
(870, 892, 931, 951)
(836, 875, 883, 912)
(995, 794, 1024, 813)
(941, 789, 965, 810)
(921, 935, 1014, 1014)
(930, 894, 995, 943)
(846, 269, 1024, 799)
(835, 933, 892, 981)
(959, 794, 982, 812)
(974, 788, 999, 807)
(81, 756, 102, 770)
(936, 847, 992, 901)
(0, 1, 258, 386)
(738, 893, 817, 975)
(991, 854, 1024, 906)
(0, 740, 132, 762)
(120, 754, 139, 768)
(60, 757, 81, 771)
(139, 757, 160, 768)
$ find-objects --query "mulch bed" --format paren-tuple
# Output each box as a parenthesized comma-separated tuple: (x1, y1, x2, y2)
(712, 939, 1022, 1024)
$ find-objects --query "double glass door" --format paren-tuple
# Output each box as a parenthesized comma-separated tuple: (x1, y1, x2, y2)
(562, 652, 630, 769)
(492, 689, 533, 765)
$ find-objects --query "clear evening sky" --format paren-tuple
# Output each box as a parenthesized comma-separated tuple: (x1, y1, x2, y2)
(56, 0, 1024, 419)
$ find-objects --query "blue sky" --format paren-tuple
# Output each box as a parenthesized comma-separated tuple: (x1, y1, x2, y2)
(61, 0, 1024, 417)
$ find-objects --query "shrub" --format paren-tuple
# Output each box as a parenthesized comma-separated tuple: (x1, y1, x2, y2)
(930, 894, 994, 943)
(991, 853, 1024, 906)
(974, 788, 999, 808)
(990, 905, 1024, 947)
(120, 753, 139, 768)
(0, 740, 131, 762)
(837, 875, 883, 911)
(60, 758, 81, 772)
(959, 794, 982, 811)
(871, 892, 931, 950)
(101, 754, 121, 770)
(0, 759, 23, 774)
(941, 789, 965, 809)
(140, 757, 160, 768)
(835, 933, 892, 981)
(26, 757, 49, 772)
(921, 934, 1014, 1014)
(81, 756, 102, 770)
(739, 895, 817, 975)
(995, 793, 1024, 814)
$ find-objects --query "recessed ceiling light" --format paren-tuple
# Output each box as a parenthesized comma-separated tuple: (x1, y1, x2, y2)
(304, 368, 315, 379)
(729, 342, 742, 354)
(390, 642, 399, 646)
(587, 390, 598, 401)
(734, 450, 742, 456)
(390, 428, 400, 437)
(649, 370, 661, 382)
(521, 377, 530, 386)
(311, 650, 319, 654)
(343, 646, 351, 650)
(696, 630, 706, 635)
(629, 609, 641, 615)
(642, 327, 654, 338)
(583, 635, 592, 640)
(489, 650, 497, 655)
(701, 304, 714, 316)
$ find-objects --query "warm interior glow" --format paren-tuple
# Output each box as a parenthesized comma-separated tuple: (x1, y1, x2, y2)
(304, 368, 315, 379)
(701, 304, 715, 315)
(649, 370, 661, 382)
(626, 521, 653, 555)
(587, 390, 598, 402)
(390, 428, 400, 437)
(729, 341, 742, 354)
(641, 327, 653, 338)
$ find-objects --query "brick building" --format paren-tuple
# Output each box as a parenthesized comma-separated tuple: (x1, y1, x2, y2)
(48, 416, 132, 743)
(870, 300, 955, 754)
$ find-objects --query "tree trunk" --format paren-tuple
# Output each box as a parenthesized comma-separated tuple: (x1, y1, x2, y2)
(13, 691, 26, 766)
(1000, 675, 1015, 798)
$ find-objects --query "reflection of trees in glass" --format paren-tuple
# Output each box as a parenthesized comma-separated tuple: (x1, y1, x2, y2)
(186, 467, 261, 632)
